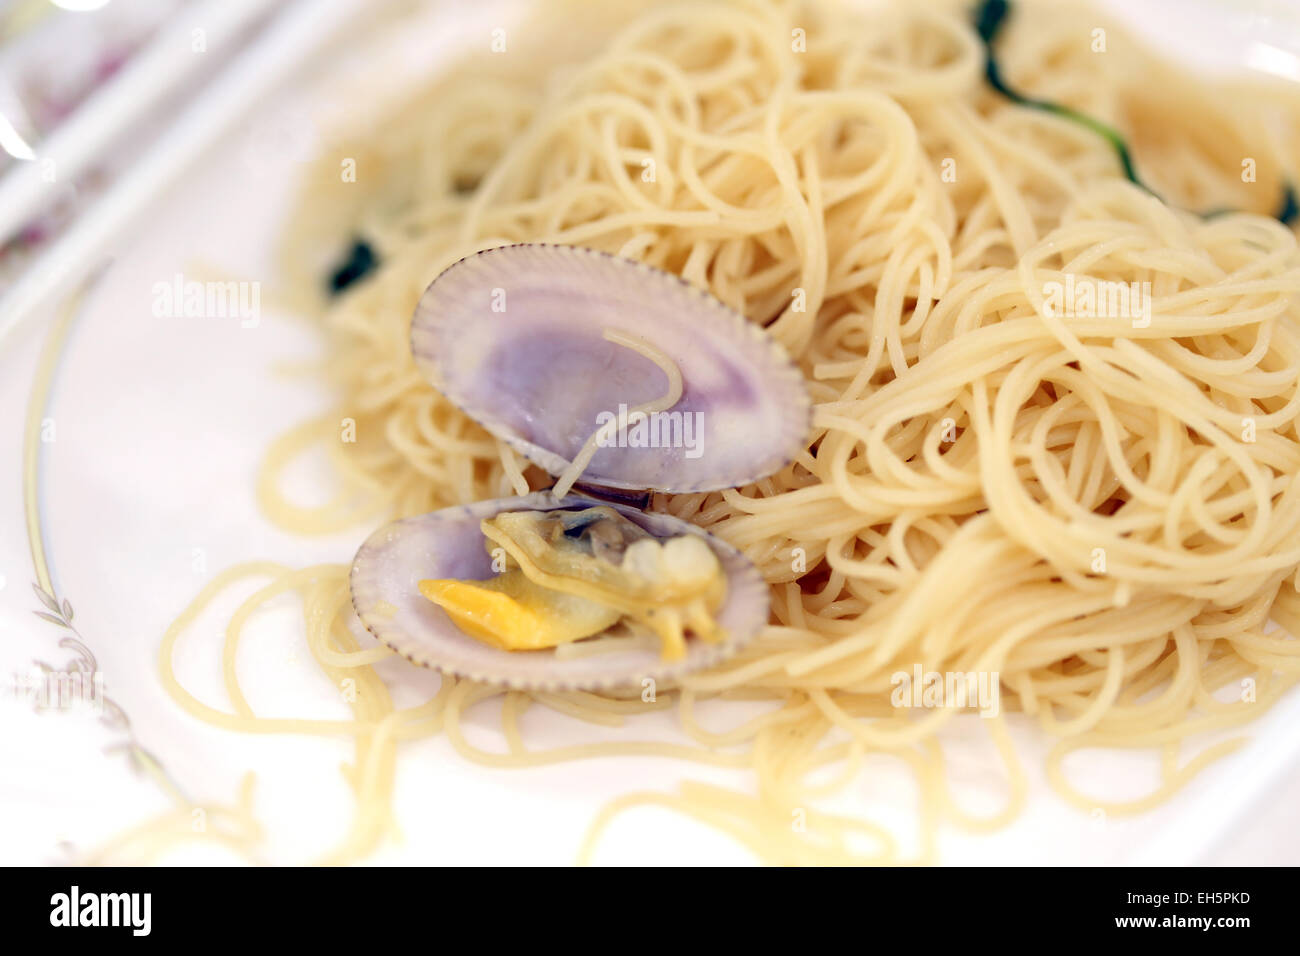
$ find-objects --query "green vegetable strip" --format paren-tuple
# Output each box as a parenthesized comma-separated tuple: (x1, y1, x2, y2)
(974, 0, 1297, 224)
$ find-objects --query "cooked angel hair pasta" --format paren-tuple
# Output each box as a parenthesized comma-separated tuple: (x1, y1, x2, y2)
(150, 0, 1300, 864)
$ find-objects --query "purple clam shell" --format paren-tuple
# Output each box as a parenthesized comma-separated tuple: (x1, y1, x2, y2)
(410, 244, 811, 493)
(349, 493, 770, 690)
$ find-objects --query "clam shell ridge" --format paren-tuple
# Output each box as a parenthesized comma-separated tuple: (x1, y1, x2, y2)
(411, 243, 812, 494)
(349, 492, 770, 691)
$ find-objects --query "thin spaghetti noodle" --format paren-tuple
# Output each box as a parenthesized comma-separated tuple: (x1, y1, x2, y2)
(552, 328, 684, 498)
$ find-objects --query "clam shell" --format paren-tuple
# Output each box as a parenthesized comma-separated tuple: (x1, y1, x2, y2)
(411, 243, 811, 493)
(349, 492, 770, 691)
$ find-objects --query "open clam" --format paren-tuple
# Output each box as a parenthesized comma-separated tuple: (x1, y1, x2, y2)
(349, 243, 811, 690)
(351, 492, 771, 691)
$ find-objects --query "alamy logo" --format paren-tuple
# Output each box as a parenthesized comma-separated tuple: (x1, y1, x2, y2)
(594, 404, 705, 459)
(152, 272, 261, 327)
(1042, 274, 1151, 328)
(890, 665, 1001, 718)
(49, 886, 151, 936)
(8, 670, 103, 712)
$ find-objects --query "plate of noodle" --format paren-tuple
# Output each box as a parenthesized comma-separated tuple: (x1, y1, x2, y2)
(8, 0, 1300, 866)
